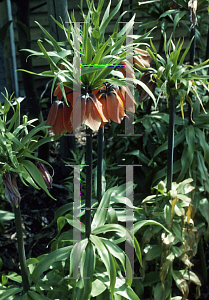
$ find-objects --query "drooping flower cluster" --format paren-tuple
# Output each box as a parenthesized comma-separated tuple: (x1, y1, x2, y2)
(46, 48, 152, 136)
(47, 84, 136, 136)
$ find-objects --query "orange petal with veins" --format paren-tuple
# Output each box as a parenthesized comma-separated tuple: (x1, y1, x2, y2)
(52, 102, 65, 136)
(63, 103, 73, 133)
(117, 86, 136, 113)
(98, 94, 109, 126)
(90, 94, 108, 123)
(84, 97, 102, 131)
(70, 95, 86, 130)
(46, 100, 61, 127)
(107, 93, 124, 124)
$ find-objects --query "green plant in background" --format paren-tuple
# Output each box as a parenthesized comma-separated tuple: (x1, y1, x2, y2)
(0, 91, 56, 298)
(143, 34, 209, 189)
(102, 13, 209, 299)
(0, 91, 55, 196)
(134, 178, 201, 300)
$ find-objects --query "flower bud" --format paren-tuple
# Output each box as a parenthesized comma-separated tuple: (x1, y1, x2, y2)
(3, 173, 21, 207)
(36, 161, 52, 189)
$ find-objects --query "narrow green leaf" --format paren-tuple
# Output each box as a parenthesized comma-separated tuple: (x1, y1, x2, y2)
(27, 291, 51, 300)
(37, 40, 58, 71)
(114, 280, 140, 300)
(134, 220, 170, 234)
(185, 125, 195, 166)
(21, 160, 56, 199)
(5, 132, 24, 151)
(19, 165, 40, 189)
(69, 239, 88, 278)
(35, 21, 62, 53)
(90, 234, 116, 298)
(99, 0, 123, 37)
(199, 198, 209, 224)
(0, 210, 14, 221)
(102, 237, 132, 286)
(0, 287, 22, 299)
(81, 241, 95, 300)
(196, 151, 208, 181)
(179, 37, 194, 65)
(173, 11, 187, 34)
(32, 246, 72, 283)
(91, 186, 115, 230)
(65, 213, 85, 232)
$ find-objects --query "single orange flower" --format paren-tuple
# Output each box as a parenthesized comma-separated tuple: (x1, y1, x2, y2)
(46, 101, 73, 136)
(116, 86, 136, 113)
(97, 85, 125, 125)
(70, 93, 108, 131)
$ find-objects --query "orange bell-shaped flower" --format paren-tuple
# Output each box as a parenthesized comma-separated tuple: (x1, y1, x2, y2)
(116, 86, 136, 113)
(97, 86, 125, 125)
(70, 93, 108, 131)
(46, 101, 73, 136)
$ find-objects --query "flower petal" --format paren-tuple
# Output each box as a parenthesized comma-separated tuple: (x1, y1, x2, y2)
(90, 94, 108, 122)
(117, 86, 136, 113)
(107, 92, 125, 124)
(52, 102, 65, 136)
(84, 96, 102, 131)
(98, 94, 109, 126)
(54, 83, 74, 103)
(70, 95, 86, 130)
(46, 100, 61, 127)
(63, 103, 73, 133)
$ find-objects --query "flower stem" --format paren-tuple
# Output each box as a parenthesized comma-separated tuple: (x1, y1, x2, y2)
(205, 25, 209, 61)
(14, 205, 30, 293)
(167, 94, 175, 192)
(97, 126, 104, 204)
(188, 27, 196, 124)
(86, 127, 92, 238)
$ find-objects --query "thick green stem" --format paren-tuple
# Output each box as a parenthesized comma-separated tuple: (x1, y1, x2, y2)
(86, 127, 92, 238)
(14, 206, 30, 293)
(97, 126, 104, 204)
(167, 94, 176, 192)
(190, 27, 196, 66)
